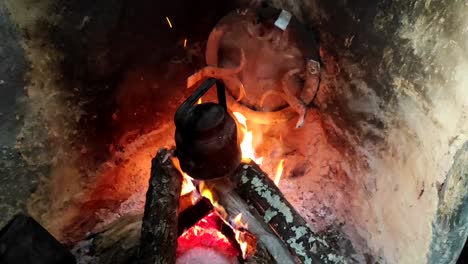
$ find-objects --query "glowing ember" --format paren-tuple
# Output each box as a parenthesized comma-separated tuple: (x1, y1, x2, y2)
(171, 157, 196, 196)
(166, 16, 173, 28)
(177, 212, 238, 258)
(232, 112, 263, 165)
(274, 159, 285, 186)
(197, 98, 202, 104)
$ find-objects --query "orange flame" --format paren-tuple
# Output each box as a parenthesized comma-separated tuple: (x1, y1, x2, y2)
(165, 16, 173, 28)
(274, 159, 285, 186)
(197, 98, 202, 104)
(235, 230, 249, 259)
(171, 157, 196, 196)
(233, 213, 247, 229)
(232, 112, 263, 165)
(233, 213, 249, 259)
(200, 183, 227, 219)
(200, 185, 251, 259)
(233, 213, 243, 226)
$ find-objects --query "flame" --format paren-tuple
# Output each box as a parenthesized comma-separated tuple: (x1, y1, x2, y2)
(235, 231, 249, 259)
(233, 213, 247, 229)
(233, 213, 250, 259)
(171, 157, 196, 196)
(184, 38, 187, 48)
(232, 112, 263, 165)
(233, 213, 242, 226)
(197, 98, 202, 104)
(274, 159, 285, 186)
(165, 16, 173, 28)
(201, 188, 213, 202)
(181, 176, 196, 196)
(200, 184, 253, 259)
(232, 213, 249, 259)
(200, 184, 227, 219)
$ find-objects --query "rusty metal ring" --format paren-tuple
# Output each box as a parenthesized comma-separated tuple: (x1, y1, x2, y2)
(226, 89, 296, 125)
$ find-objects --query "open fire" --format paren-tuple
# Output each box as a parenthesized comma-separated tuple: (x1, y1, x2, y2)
(130, 64, 342, 262)
(1, 3, 356, 264)
(156, 70, 292, 263)
(171, 104, 287, 261)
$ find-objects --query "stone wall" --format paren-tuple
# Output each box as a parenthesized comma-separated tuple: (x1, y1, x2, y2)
(264, 0, 468, 263)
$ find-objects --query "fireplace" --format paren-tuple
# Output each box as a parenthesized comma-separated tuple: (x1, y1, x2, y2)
(1, 0, 467, 263)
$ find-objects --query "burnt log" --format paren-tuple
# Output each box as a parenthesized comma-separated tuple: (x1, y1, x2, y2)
(137, 148, 183, 264)
(203, 178, 296, 264)
(177, 197, 213, 236)
(235, 161, 345, 264)
(243, 239, 275, 264)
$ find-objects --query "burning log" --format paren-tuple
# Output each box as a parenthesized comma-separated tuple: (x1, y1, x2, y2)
(177, 197, 213, 236)
(235, 161, 345, 264)
(202, 179, 297, 264)
(243, 241, 275, 264)
(137, 148, 183, 264)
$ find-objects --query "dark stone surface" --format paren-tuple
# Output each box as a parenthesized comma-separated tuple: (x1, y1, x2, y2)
(0, 5, 26, 147)
(0, 214, 76, 264)
(0, 4, 40, 227)
(429, 142, 468, 264)
(457, 241, 467, 264)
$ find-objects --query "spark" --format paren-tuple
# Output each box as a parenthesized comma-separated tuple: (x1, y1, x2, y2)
(274, 159, 285, 186)
(165, 16, 173, 28)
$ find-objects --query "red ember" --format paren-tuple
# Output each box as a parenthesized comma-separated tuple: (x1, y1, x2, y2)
(177, 212, 239, 258)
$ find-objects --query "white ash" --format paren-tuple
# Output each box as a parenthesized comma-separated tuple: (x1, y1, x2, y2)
(176, 247, 238, 264)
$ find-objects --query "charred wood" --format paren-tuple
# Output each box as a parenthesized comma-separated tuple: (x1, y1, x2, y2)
(91, 214, 142, 264)
(203, 178, 296, 264)
(137, 148, 182, 264)
(243, 239, 275, 264)
(177, 197, 213, 236)
(235, 161, 345, 264)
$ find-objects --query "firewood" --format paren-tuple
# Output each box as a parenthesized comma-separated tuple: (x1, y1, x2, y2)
(243, 241, 275, 264)
(137, 148, 182, 264)
(235, 161, 345, 264)
(178, 197, 213, 236)
(203, 178, 296, 264)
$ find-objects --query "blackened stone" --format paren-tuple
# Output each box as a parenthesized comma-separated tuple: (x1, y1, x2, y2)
(0, 214, 76, 264)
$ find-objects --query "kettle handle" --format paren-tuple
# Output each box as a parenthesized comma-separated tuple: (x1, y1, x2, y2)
(174, 78, 228, 127)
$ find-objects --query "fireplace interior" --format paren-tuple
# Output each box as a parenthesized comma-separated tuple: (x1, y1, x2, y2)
(0, 0, 467, 263)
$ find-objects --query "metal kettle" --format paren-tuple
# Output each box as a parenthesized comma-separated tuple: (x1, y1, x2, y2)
(174, 78, 241, 180)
